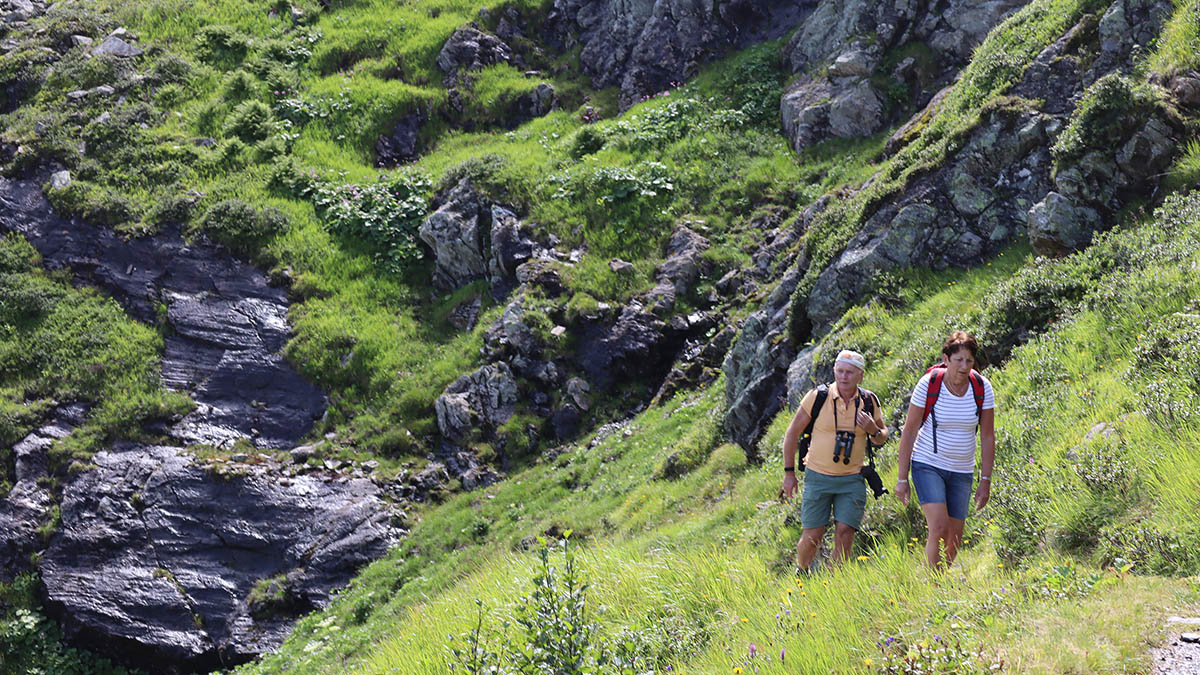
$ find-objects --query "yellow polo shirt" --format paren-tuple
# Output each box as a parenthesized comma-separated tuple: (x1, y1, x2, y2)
(799, 384, 885, 476)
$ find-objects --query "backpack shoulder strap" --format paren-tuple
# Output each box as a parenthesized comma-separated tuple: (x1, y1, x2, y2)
(806, 384, 830, 433)
(922, 370, 944, 425)
(968, 371, 985, 418)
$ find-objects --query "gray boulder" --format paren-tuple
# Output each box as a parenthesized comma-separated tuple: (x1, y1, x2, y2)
(780, 71, 884, 152)
(40, 444, 398, 671)
(1028, 191, 1101, 257)
(437, 26, 512, 77)
(92, 35, 142, 58)
(419, 179, 490, 291)
(435, 363, 519, 441)
(786, 345, 817, 410)
(0, 177, 326, 449)
(646, 225, 709, 313)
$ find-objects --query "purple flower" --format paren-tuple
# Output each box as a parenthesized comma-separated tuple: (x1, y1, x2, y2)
(749, 644, 757, 659)
(780, 648, 786, 663)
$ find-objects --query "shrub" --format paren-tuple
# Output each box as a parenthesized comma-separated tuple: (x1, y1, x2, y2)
(195, 25, 250, 68)
(1050, 74, 1161, 166)
(446, 535, 650, 674)
(310, 171, 432, 273)
(568, 126, 606, 159)
(547, 162, 676, 255)
(199, 199, 287, 254)
(149, 54, 195, 85)
(44, 181, 135, 227)
(0, 234, 38, 274)
(222, 70, 262, 103)
(224, 100, 274, 142)
(155, 83, 187, 109)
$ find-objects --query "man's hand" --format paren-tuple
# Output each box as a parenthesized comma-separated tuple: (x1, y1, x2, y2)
(780, 471, 799, 501)
(895, 480, 910, 505)
(855, 410, 879, 434)
(974, 479, 991, 510)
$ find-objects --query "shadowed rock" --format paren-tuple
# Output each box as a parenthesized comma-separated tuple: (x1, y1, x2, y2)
(41, 443, 398, 671)
(0, 177, 326, 448)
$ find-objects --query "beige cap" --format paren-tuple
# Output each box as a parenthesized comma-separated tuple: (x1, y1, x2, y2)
(835, 349, 866, 372)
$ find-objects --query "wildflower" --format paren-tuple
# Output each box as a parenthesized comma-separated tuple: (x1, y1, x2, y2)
(919, 640, 929, 649)
(810, 612, 817, 618)
(741, 618, 748, 623)
(749, 644, 757, 659)
(733, 668, 743, 674)
(864, 658, 874, 667)
(780, 648, 786, 663)
(786, 588, 793, 595)
(857, 555, 869, 561)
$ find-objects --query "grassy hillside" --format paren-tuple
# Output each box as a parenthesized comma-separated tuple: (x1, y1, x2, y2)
(236, 188, 1200, 673)
(3, 0, 1200, 671)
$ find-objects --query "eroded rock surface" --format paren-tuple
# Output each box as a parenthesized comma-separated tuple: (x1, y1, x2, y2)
(550, 0, 813, 106)
(0, 177, 327, 449)
(41, 444, 398, 671)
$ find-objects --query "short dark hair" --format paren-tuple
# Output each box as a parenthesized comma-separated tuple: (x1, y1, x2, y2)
(942, 330, 981, 363)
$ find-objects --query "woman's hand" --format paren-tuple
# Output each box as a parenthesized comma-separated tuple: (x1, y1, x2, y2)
(895, 480, 910, 505)
(974, 479, 991, 510)
(855, 410, 879, 434)
(780, 472, 799, 501)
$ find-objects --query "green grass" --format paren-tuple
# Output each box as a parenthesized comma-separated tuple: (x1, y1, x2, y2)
(1148, 0, 1200, 76)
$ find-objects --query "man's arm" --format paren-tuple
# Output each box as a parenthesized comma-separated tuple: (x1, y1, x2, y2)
(780, 405, 812, 500)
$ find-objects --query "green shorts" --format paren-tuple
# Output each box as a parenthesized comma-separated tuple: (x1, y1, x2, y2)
(800, 467, 866, 531)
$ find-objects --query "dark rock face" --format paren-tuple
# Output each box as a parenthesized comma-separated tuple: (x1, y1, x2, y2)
(577, 304, 675, 389)
(374, 109, 427, 167)
(646, 225, 710, 315)
(0, 177, 327, 449)
(551, 0, 814, 106)
(435, 363, 519, 442)
(0, 405, 87, 581)
(722, 268, 801, 456)
(41, 443, 398, 671)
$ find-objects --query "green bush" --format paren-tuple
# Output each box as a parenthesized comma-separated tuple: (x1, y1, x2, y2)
(222, 70, 263, 103)
(0, 234, 38, 274)
(224, 100, 275, 142)
(310, 171, 432, 273)
(44, 181, 135, 227)
(199, 199, 288, 254)
(195, 25, 250, 68)
(149, 53, 195, 85)
(546, 162, 675, 255)
(1050, 74, 1161, 166)
(1, 574, 131, 675)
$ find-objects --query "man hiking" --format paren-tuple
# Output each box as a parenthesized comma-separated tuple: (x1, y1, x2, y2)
(780, 350, 888, 572)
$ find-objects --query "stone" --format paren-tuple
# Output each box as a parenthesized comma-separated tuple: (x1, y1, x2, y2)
(92, 36, 142, 58)
(487, 205, 538, 297)
(828, 47, 876, 78)
(40, 444, 398, 670)
(576, 304, 673, 389)
(434, 363, 519, 441)
(49, 169, 71, 189)
(609, 258, 634, 273)
(289, 444, 318, 463)
(1028, 191, 1101, 257)
(1169, 72, 1200, 107)
(374, 109, 426, 167)
(448, 296, 482, 332)
(551, 0, 811, 106)
(437, 26, 512, 76)
(566, 376, 591, 411)
(1182, 633, 1200, 644)
(723, 268, 801, 457)
(70, 35, 94, 47)
(418, 179, 490, 291)
(786, 346, 817, 410)
(551, 402, 583, 439)
(828, 80, 884, 139)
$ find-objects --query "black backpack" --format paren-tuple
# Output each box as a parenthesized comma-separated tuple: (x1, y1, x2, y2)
(797, 384, 888, 498)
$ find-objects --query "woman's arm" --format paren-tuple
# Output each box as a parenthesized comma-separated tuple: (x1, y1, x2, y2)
(894, 403, 925, 505)
(975, 408, 995, 509)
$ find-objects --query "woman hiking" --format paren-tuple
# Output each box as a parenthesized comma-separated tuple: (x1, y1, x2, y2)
(895, 331, 995, 569)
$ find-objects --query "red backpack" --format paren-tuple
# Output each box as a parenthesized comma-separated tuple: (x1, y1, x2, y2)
(922, 364, 984, 453)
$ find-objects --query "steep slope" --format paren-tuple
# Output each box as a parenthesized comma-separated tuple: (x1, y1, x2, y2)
(2, 0, 1200, 671)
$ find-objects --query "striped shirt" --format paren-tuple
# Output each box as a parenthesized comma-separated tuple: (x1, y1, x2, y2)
(910, 371, 995, 473)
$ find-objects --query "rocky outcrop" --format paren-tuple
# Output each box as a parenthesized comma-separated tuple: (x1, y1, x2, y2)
(0, 177, 327, 449)
(550, 0, 813, 106)
(722, 268, 801, 457)
(646, 225, 710, 314)
(419, 179, 492, 291)
(780, 0, 1028, 151)
(437, 26, 514, 81)
(435, 363, 519, 442)
(806, 105, 1055, 331)
(41, 443, 399, 671)
(0, 405, 86, 581)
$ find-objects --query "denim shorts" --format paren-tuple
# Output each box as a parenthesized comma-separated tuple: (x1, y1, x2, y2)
(801, 468, 866, 530)
(911, 460, 973, 520)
